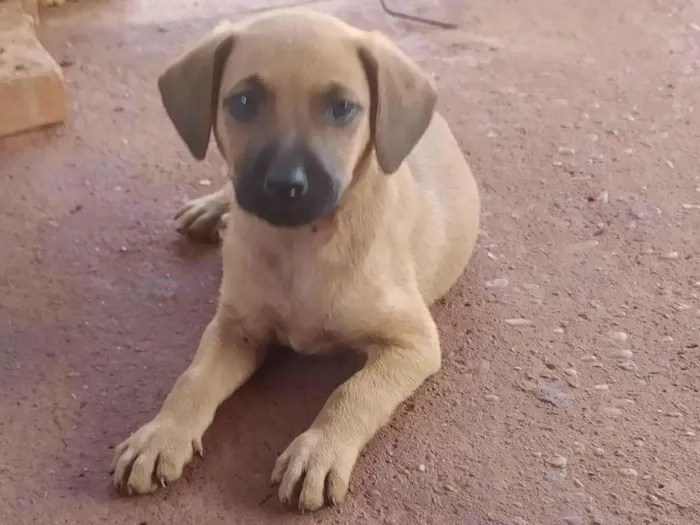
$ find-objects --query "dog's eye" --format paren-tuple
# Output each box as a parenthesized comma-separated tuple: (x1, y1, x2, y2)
(325, 99, 359, 126)
(227, 91, 260, 123)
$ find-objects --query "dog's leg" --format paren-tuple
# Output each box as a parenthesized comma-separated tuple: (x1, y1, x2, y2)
(174, 182, 233, 243)
(111, 314, 266, 494)
(271, 304, 441, 512)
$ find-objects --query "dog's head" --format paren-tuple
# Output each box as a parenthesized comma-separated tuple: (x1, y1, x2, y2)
(158, 10, 437, 228)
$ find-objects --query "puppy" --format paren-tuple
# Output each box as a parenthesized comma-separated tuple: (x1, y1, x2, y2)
(112, 8, 480, 512)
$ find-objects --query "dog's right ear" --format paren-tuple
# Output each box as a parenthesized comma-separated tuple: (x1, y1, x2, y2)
(158, 23, 236, 160)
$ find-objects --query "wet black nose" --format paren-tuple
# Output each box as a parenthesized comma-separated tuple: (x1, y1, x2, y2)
(263, 166, 308, 199)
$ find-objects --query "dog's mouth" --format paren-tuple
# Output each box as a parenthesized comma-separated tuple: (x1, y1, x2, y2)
(234, 140, 342, 228)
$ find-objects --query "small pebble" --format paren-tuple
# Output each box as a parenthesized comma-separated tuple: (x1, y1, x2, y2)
(611, 331, 628, 342)
(484, 394, 500, 402)
(683, 430, 696, 436)
(573, 478, 584, 488)
(199, 179, 212, 186)
(633, 439, 644, 447)
(596, 190, 609, 203)
(581, 355, 597, 362)
(564, 368, 578, 377)
(619, 467, 638, 478)
(485, 277, 509, 288)
(505, 318, 533, 326)
(610, 349, 633, 360)
(602, 407, 622, 417)
(563, 516, 584, 525)
(548, 455, 568, 468)
(553, 327, 566, 334)
(617, 361, 638, 372)
(418, 464, 426, 472)
(661, 251, 679, 259)
(594, 384, 610, 391)
(661, 335, 674, 342)
(667, 411, 683, 418)
(594, 447, 605, 457)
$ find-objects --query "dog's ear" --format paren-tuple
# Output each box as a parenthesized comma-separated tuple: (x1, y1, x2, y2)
(158, 23, 236, 160)
(358, 32, 437, 174)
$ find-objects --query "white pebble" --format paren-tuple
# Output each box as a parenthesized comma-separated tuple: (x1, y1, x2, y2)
(581, 355, 598, 362)
(619, 467, 638, 478)
(548, 455, 567, 468)
(682, 203, 700, 209)
(198, 179, 212, 186)
(611, 331, 628, 342)
(484, 394, 500, 402)
(633, 438, 644, 447)
(667, 411, 683, 418)
(418, 464, 426, 472)
(563, 517, 584, 525)
(617, 361, 638, 372)
(683, 431, 696, 437)
(661, 335, 674, 342)
(594, 447, 605, 457)
(596, 190, 609, 203)
(505, 318, 533, 326)
(565, 368, 578, 377)
(661, 251, 679, 259)
(610, 349, 633, 360)
(485, 277, 509, 288)
(594, 384, 610, 391)
(553, 327, 565, 334)
(602, 407, 623, 417)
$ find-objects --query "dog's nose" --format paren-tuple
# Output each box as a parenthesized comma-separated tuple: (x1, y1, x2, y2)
(263, 165, 308, 199)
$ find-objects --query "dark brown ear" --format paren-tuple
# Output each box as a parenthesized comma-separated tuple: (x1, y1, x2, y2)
(358, 31, 438, 174)
(157, 23, 236, 160)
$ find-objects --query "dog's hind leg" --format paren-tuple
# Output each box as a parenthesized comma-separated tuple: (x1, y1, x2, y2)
(174, 181, 233, 243)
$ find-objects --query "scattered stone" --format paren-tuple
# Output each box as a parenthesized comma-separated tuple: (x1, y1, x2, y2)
(610, 349, 633, 359)
(682, 203, 700, 209)
(535, 383, 570, 408)
(594, 384, 610, 391)
(418, 464, 426, 473)
(573, 442, 586, 454)
(484, 394, 499, 402)
(602, 406, 623, 417)
(548, 455, 568, 468)
(594, 447, 605, 457)
(475, 360, 491, 376)
(553, 327, 566, 334)
(633, 438, 644, 447)
(511, 518, 529, 525)
(563, 516, 584, 525)
(566, 239, 599, 253)
(619, 467, 638, 478)
(573, 478, 584, 488)
(596, 190, 609, 203)
(683, 430, 696, 437)
(661, 251, 679, 260)
(581, 355, 597, 362)
(617, 361, 638, 372)
(611, 331, 628, 342)
(667, 411, 683, 418)
(566, 376, 580, 389)
(564, 368, 578, 377)
(198, 179, 212, 186)
(505, 318, 533, 326)
(558, 146, 576, 155)
(485, 277, 509, 288)
(662, 335, 674, 342)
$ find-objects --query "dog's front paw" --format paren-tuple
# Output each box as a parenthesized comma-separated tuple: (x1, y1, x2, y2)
(111, 418, 203, 495)
(174, 192, 229, 244)
(271, 428, 359, 512)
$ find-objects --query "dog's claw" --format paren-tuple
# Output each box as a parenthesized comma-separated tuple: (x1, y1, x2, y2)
(159, 478, 167, 488)
(193, 438, 204, 458)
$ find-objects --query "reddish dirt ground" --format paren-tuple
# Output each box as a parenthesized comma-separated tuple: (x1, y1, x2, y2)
(1, 0, 699, 524)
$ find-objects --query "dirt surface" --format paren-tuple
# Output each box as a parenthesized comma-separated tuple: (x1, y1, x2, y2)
(1, 0, 699, 524)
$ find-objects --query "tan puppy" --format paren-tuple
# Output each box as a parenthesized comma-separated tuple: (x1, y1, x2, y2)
(111, 8, 480, 512)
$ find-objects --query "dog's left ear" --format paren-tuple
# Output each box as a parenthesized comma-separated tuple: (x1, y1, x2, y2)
(358, 32, 438, 174)
(158, 22, 237, 160)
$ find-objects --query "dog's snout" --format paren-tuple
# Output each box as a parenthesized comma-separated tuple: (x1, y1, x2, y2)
(263, 165, 309, 199)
